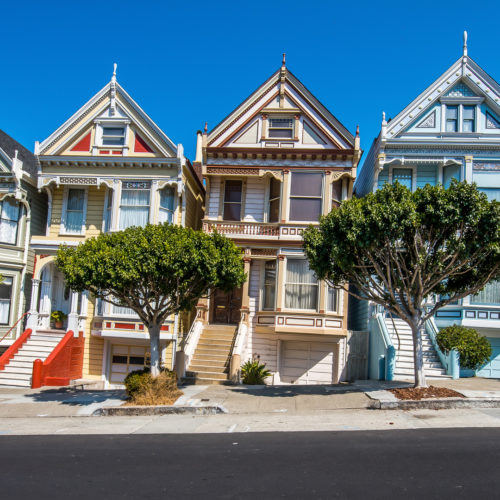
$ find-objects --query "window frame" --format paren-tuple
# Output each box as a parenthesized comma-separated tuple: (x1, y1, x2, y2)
(288, 171, 324, 223)
(60, 186, 88, 236)
(440, 99, 481, 134)
(261, 259, 277, 311)
(284, 257, 319, 312)
(326, 285, 340, 314)
(118, 180, 151, 230)
(0, 274, 14, 326)
(0, 198, 22, 246)
(158, 185, 176, 225)
(266, 177, 281, 223)
(267, 117, 294, 139)
(222, 179, 243, 222)
(95, 121, 130, 149)
(387, 165, 416, 192)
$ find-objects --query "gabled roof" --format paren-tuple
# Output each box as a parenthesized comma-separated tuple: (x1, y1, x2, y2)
(0, 129, 37, 178)
(385, 50, 500, 139)
(207, 61, 355, 149)
(37, 72, 178, 158)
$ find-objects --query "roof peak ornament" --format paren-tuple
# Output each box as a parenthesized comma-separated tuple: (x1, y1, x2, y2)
(381, 112, 387, 139)
(112, 62, 117, 82)
(110, 62, 117, 116)
(204, 122, 208, 133)
(282, 53, 286, 67)
(463, 30, 468, 58)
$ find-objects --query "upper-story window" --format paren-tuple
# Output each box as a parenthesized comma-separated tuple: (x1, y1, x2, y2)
(470, 280, 500, 305)
(445, 104, 476, 133)
(262, 260, 277, 310)
(392, 168, 413, 191)
(119, 181, 150, 229)
(0, 198, 21, 245)
(268, 118, 293, 139)
(327, 286, 339, 313)
(268, 178, 281, 223)
(285, 258, 318, 310)
(331, 180, 343, 209)
(289, 172, 323, 222)
(102, 126, 126, 146)
(159, 186, 175, 224)
(0, 276, 13, 325)
(63, 188, 86, 234)
(223, 180, 242, 221)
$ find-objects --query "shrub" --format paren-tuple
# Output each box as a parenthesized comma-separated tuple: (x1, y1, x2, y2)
(123, 369, 183, 405)
(436, 325, 492, 370)
(241, 358, 271, 385)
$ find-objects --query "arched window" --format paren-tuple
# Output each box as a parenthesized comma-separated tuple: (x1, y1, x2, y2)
(0, 198, 21, 245)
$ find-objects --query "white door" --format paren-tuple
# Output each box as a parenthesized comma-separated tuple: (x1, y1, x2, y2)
(281, 341, 335, 385)
(110, 345, 148, 383)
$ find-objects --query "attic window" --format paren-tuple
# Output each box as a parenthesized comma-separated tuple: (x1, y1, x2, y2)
(268, 118, 293, 139)
(102, 127, 126, 146)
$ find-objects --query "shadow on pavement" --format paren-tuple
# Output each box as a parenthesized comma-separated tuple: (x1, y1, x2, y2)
(230, 384, 365, 398)
(22, 388, 126, 406)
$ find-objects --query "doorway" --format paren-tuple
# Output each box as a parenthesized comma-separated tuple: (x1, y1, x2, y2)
(210, 288, 242, 324)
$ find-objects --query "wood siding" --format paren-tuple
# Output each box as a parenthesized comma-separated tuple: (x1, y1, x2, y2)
(243, 177, 265, 223)
(207, 177, 221, 219)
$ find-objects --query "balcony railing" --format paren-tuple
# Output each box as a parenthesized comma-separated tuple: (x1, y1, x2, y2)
(203, 221, 280, 237)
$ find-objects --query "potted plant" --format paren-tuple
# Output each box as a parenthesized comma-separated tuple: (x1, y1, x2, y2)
(50, 310, 68, 329)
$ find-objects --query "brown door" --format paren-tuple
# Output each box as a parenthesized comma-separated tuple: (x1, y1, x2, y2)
(211, 288, 242, 324)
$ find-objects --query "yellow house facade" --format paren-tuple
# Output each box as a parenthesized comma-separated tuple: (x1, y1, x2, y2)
(27, 68, 204, 387)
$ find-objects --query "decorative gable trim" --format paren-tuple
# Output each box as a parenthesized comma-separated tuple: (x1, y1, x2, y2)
(486, 111, 500, 129)
(70, 131, 92, 152)
(416, 110, 436, 129)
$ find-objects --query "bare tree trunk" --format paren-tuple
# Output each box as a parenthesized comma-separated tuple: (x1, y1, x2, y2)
(410, 318, 427, 388)
(148, 324, 161, 377)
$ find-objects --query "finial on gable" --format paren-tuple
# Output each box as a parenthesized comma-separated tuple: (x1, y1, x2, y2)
(356, 125, 360, 136)
(110, 63, 117, 116)
(382, 111, 387, 125)
(463, 30, 468, 57)
(204, 122, 208, 133)
(112, 63, 117, 82)
(282, 53, 286, 67)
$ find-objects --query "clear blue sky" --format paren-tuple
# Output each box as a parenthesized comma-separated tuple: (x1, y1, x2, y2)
(2, 0, 499, 160)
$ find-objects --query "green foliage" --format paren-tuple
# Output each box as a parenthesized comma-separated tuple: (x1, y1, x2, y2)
(437, 325, 492, 370)
(50, 310, 67, 322)
(241, 358, 271, 385)
(56, 224, 246, 324)
(303, 181, 500, 312)
(123, 368, 182, 405)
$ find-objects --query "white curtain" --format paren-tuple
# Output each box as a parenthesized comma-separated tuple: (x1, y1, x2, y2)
(285, 259, 318, 310)
(119, 189, 150, 229)
(112, 303, 136, 316)
(159, 187, 174, 224)
(0, 199, 20, 244)
(65, 189, 84, 233)
(471, 281, 500, 305)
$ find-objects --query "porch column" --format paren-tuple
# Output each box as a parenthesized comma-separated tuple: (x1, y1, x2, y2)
(26, 278, 40, 329)
(67, 291, 79, 336)
(240, 249, 251, 319)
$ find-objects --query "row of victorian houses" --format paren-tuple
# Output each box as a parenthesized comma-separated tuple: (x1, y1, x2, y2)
(0, 36, 499, 388)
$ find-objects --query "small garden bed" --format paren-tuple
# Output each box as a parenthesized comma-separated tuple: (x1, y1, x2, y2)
(124, 369, 183, 406)
(389, 386, 464, 401)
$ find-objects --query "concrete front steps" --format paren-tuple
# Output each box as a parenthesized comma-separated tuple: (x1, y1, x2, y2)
(0, 330, 65, 387)
(184, 324, 237, 385)
(384, 318, 449, 380)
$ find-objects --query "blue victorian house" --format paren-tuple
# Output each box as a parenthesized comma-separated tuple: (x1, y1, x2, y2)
(354, 33, 500, 380)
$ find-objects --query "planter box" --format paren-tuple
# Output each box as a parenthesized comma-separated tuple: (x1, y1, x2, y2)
(460, 368, 476, 378)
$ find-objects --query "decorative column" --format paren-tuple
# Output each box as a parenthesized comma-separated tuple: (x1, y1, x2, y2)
(67, 291, 79, 336)
(464, 156, 473, 183)
(281, 170, 290, 223)
(240, 249, 252, 320)
(26, 278, 40, 329)
(276, 254, 286, 311)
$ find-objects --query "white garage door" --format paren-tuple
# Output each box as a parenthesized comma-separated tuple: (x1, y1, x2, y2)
(281, 341, 335, 385)
(110, 345, 148, 383)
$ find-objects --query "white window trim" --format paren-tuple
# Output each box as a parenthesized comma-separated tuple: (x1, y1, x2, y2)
(260, 259, 277, 312)
(283, 257, 319, 313)
(60, 186, 88, 236)
(388, 165, 417, 192)
(287, 171, 324, 223)
(93, 120, 131, 154)
(0, 273, 16, 326)
(440, 101, 480, 133)
(0, 198, 22, 246)
(102, 187, 113, 233)
(118, 180, 152, 230)
(264, 177, 281, 223)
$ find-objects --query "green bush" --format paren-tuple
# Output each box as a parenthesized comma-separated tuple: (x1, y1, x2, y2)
(123, 369, 182, 405)
(436, 325, 492, 370)
(241, 359, 271, 385)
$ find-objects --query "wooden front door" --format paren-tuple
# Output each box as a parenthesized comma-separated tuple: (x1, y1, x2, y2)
(211, 288, 242, 324)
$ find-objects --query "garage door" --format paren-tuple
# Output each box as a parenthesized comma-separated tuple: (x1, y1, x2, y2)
(281, 341, 335, 385)
(476, 338, 500, 378)
(110, 345, 148, 383)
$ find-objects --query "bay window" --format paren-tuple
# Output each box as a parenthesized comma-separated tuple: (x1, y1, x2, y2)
(159, 186, 175, 224)
(331, 180, 342, 209)
(262, 260, 276, 310)
(289, 172, 323, 222)
(285, 259, 318, 310)
(104, 189, 113, 232)
(64, 188, 85, 234)
(223, 180, 242, 221)
(327, 286, 338, 312)
(268, 178, 280, 223)
(0, 198, 21, 244)
(0, 276, 13, 325)
(119, 181, 150, 229)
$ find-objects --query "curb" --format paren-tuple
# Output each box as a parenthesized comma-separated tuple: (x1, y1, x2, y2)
(369, 398, 500, 410)
(92, 405, 227, 416)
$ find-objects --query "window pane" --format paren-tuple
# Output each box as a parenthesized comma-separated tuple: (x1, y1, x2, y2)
(270, 178, 281, 199)
(270, 118, 293, 128)
(463, 106, 475, 119)
(268, 129, 293, 138)
(446, 106, 458, 119)
(289, 198, 321, 221)
(0, 277, 12, 324)
(160, 187, 175, 211)
(286, 259, 317, 284)
(0, 277, 13, 300)
(446, 120, 457, 132)
(443, 165, 460, 189)
(290, 173, 322, 197)
(119, 207, 149, 229)
(463, 121, 474, 132)
(1, 199, 20, 222)
(327, 287, 338, 312)
(392, 168, 413, 190)
(285, 284, 318, 310)
(66, 211, 84, 233)
(332, 180, 342, 202)
(263, 261, 276, 310)
(67, 189, 85, 210)
(479, 189, 500, 202)
(224, 181, 242, 203)
(268, 199, 280, 223)
(471, 281, 500, 305)
(223, 203, 241, 221)
(121, 189, 150, 206)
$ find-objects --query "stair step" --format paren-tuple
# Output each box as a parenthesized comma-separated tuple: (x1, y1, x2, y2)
(189, 358, 228, 368)
(25, 340, 60, 348)
(0, 378, 31, 387)
(2, 366, 32, 374)
(203, 324, 238, 332)
(188, 364, 228, 374)
(194, 347, 232, 356)
(19, 345, 54, 353)
(5, 360, 34, 369)
(36, 329, 66, 334)
(31, 334, 65, 341)
(12, 354, 48, 363)
(0, 372, 31, 381)
(197, 340, 233, 348)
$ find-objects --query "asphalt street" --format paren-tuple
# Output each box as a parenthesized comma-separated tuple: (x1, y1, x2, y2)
(1, 428, 500, 499)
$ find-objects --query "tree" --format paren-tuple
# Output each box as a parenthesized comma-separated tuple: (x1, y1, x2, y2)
(303, 181, 500, 387)
(56, 224, 246, 377)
